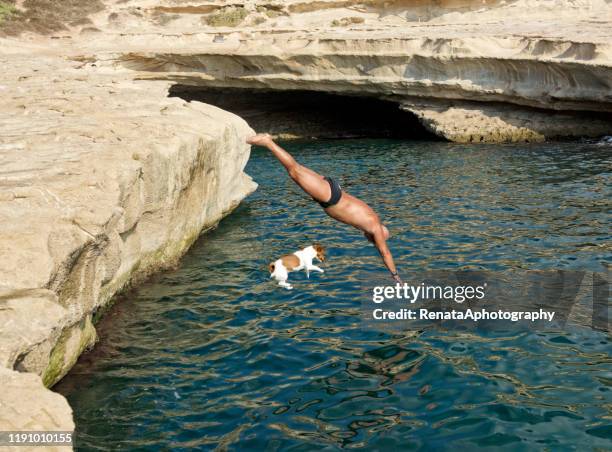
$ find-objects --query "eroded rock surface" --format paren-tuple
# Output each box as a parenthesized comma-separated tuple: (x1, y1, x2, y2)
(401, 100, 612, 143)
(61, 0, 612, 142)
(0, 367, 74, 452)
(0, 49, 256, 381)
(0, 44, 256, 443)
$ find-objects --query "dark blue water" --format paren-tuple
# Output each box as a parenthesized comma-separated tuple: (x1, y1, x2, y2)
(57, 140, 611, 451)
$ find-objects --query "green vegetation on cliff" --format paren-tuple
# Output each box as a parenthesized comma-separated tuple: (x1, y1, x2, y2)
(0, 2, 17, 23)
(204, 6, 248, 27)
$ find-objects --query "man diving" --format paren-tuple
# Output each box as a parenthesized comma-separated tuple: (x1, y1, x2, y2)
(247, 133, 401, 283)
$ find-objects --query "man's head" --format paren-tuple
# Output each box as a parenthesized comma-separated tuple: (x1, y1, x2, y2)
(364, 225, 390, 243)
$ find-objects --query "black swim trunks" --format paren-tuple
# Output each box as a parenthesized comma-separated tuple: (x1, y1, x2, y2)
(317, 176, 342, 208)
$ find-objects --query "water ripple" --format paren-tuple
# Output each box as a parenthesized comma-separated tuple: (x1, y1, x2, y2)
(57, 140, 611, 451)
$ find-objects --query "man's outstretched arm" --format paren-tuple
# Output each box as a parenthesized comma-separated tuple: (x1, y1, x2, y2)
(372, 225, 401, 283)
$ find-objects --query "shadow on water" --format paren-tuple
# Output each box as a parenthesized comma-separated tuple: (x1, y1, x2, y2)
(56, 140, 611, 451)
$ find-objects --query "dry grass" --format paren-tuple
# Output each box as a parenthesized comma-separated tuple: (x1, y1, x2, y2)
(331, 17, 365, 27)
(204, 6, 248, 27)
(0, 0, 104, 36)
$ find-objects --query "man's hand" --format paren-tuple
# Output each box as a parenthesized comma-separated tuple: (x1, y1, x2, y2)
(246, 133, 273, 147)
(371, 224, 400, 284)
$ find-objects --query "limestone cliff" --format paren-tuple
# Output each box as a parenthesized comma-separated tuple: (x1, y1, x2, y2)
(68, 0, 612, 142)
(0, 44, 256, 442)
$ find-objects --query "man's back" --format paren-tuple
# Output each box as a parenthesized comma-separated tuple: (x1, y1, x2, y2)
(324, 192, 381, 234)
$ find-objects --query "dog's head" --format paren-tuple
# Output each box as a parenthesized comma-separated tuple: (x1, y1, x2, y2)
(268, 262, 276, 275)
(313, 243, 326, 262)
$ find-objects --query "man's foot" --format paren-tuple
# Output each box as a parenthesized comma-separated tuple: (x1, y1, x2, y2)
(246, 133, 273, 147)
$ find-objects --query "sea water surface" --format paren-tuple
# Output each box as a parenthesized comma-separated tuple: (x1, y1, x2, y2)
(57, 140, 612, 451)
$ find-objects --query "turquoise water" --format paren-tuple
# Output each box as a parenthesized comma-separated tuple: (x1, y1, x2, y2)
(57, 140, 611, 451)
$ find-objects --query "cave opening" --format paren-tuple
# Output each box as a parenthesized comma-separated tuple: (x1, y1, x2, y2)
(168, 85, 438, 140)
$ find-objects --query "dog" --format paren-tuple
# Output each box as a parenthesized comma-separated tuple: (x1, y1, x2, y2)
(269, 244, 326, 290)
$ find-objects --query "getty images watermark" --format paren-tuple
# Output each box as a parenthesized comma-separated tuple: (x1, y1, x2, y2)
(361, 270, 609, 332)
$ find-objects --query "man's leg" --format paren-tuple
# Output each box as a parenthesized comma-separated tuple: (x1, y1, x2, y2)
(266, 140, 332, 203)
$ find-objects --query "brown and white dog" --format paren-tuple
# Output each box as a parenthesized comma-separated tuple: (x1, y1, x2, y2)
(269, 244, 326, 290)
